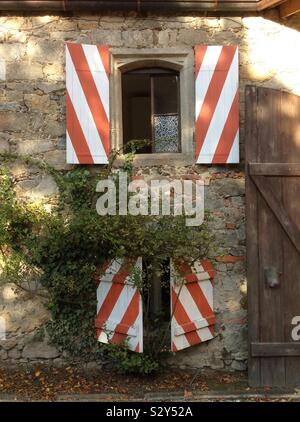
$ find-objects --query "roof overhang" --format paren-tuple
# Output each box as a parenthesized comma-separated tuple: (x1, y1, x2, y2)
(0, 0, 299, 18)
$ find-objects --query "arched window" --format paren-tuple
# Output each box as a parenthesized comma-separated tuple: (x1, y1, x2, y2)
(122, 67, 180, 154)
(110, 49, 194, 164)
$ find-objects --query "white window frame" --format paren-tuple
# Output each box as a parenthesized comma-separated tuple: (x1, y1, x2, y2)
(110, 48, 195, 166)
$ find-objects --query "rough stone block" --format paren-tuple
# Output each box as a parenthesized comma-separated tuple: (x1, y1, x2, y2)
(0, 349, 8, 360)
(24, 94, 51, 112)
(8, 162, 31, 179)
(0, 112, 28, 131)
(15, 139, 54, 155)
(8, 348, 21, 359)
(0, 338, 17, 351)
(91, 29, 123, 46)
(15, 178, 39, 193)
(202, 18, 219, 29)
(122, 30, 153, 48)
(177, 29, 209, 45)
(0, 137, 9, 153)
(77, 18, 99, 30)
(6, 61, 43, 81)
(7, 30, 27, 43)
(5, 83, 25, 99)
(43, 63, 64, 82)
(44, 149, 69, 170)
(36, 82, 65, 94)
(0, 17, 26, 30)
(56, 18, 78, 31)
(0, 58, 6, 81)
(0, 43, 26, 61)
(44, 120, 65, 138)
(30, 175, 59, 198)
(231, 360, 247, 371)
(219, 17, 243, 31)
(22, 342, 60, 359)
(0, 102, 22, 112)
(157, 30, 177, 47)
(5, 299, 50, 332)
(27, 40, 64, 62)
(216, 255, 245, 264)
(212, 179, 245, 198)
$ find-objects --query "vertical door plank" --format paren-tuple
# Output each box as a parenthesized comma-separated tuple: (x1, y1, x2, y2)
(245, 85, 260, 387)
(282, 91, 300, 386)
(256, 88, 285, 386)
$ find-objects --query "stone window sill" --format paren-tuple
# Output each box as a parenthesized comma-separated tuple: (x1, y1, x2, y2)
(113, 153, 195, 167)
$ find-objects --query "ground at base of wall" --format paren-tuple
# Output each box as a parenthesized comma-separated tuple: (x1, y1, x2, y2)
(0, 365, 298, 402)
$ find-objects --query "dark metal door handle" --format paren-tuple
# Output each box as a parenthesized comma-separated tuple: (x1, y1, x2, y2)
(264, 267, 281, 288)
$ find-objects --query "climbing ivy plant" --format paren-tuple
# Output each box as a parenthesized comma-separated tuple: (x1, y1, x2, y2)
(0, 149, 214, 374)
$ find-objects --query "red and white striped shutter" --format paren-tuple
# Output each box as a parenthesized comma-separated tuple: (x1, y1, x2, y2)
(95, 257, 143, 353)
(195, 46, 239, 164)
(66, 43, 110, 164)
(170, 258, 215, 352)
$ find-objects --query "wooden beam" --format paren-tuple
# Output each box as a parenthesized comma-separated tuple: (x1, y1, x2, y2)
(249, 163, 300, 176)
(251, 175, 300, 256)
(252, 342, 300, 357)
(0, 0, 259, 13)
(257, 0, 286, 11)
(280, 0, 300, 17)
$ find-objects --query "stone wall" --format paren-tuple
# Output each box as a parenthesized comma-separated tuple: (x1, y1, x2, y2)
(0, 284, 61, 364)
(0, 10, 300, 369)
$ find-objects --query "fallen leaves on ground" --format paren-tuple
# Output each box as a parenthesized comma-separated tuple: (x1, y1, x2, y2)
(0, 366, 234, 401)
(0, 366, 292, 402)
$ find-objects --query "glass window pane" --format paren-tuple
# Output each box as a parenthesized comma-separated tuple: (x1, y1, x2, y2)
(152, 74, 180, 152)
(153, 115, 179, 153)
(122, 73, 152, 153)
(122, 69, 180, 154)
(152, 75, 178, 115)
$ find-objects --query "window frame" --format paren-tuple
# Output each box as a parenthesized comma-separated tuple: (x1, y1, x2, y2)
(110, 48, 195, 166)
(122, 68, 181, 154)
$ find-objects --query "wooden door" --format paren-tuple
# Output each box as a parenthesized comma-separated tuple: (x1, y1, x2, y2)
(246, 85, 300, 387)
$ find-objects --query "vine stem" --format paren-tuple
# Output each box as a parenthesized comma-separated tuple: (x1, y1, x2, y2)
(13, 282, 49, 299)
(152, 265, 185, 359)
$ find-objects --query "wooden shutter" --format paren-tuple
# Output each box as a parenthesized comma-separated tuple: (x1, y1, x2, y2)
(95, 257, 143, 353)
(66, 43, 110, 164)
(170, 258, 215, 352)
(195, 45, 239, 164)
